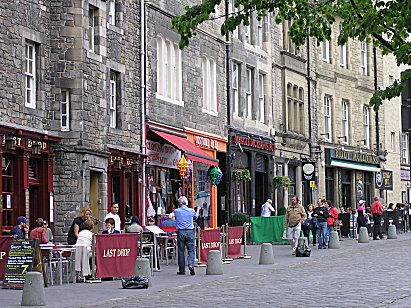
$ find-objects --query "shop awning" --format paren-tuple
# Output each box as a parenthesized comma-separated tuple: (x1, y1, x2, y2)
(151, 130, 218, 166)
(330, 160, 380, 172)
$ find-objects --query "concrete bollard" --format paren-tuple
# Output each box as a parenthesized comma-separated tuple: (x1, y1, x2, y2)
(258, 243, 274, 265)
(297, 237, 308, 248)
(387, 224, 397, 239)
(328, 231, 340, 249)
(21, 272, 46, 306)
(206, 250, 223, 275)
(133, 258, 152, 287)
(358, 227, 369, 243)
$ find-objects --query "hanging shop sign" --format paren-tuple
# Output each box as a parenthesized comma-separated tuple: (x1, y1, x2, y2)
(302, 161, 316, 181)
(232, 135, 275, 152)
(375, 170, 393, 190)
(146, 140, 181, 169)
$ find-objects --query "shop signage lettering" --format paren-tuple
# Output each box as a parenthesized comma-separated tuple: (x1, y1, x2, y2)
(194, 135, 218, 150)
(334, 149, 379, 165)
(103, 248, 131, 258)
(232, 135, 275, 152)
(228, 238, 242, 245)
(1, 135, 48, 151)
(146, 140, 181, 169)
(201, 241, 220, 249)
(27, 139, 47, 151)
(1, 135, 22, 147)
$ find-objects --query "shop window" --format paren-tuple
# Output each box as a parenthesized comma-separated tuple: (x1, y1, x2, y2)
(234, 181, 249, 214)
(2, 156, 15, 231)
(24, 42, 37, 109)
(363, 172, 372, 205)
(325, 167, 335, 203)
(198, 169, 209, 192)
(288, 165, 296, 205)
(28, 159, 38, 182)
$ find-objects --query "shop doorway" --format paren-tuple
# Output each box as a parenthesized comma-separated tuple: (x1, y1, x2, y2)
(255, 172, 266, 216)
(29, 185, 41, 230)
(90, 171, 100, 233)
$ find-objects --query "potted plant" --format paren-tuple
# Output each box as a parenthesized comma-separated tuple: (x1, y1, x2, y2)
(232, 168, 251, 182)
(229, 212, 249, 227)
(273, 176, 290, 189)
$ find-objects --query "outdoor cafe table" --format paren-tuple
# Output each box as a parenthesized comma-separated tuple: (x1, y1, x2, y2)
(40, 244, 76, 285)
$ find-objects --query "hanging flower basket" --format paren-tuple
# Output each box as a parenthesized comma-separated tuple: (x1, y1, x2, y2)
(232, 168, 251, 182)
(273, 176, 290, 189)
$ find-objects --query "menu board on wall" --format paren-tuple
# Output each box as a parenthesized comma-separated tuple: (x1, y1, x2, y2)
(2, 240, 36, 289)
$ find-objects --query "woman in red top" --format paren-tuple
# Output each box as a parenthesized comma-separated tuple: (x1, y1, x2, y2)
(30, 218, 48, 244)
(326, 200, 339, 242)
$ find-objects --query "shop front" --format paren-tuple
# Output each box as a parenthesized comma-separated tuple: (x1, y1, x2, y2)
(185, 129, 227, 229)
(146, 123, 219, 229)
(229, 129, 276, 217)
(0, 125, 60, 234)
(324, 148, 380, 208)
(107, 146, 146, 227)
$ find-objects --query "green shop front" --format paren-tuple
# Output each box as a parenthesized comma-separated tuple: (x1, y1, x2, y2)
(324, 148, 380, 208)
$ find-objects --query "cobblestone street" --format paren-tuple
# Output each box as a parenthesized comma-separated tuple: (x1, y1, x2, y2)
(2, 233, 411, 308)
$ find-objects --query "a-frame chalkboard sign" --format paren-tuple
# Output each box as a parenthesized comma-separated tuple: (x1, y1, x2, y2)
(2, 239, 45, 289)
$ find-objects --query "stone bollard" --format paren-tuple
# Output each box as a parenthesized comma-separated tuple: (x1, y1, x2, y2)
(21, 272, 46, 306)
(133, 258, 152, 287)
(358, 227, 369, 243)
(387, 224, 397, 239)
(259, 243, 274, 265)
(297, 237, 308, 248)
(328, 231, 340, 249)
(206, 250, 223, 275)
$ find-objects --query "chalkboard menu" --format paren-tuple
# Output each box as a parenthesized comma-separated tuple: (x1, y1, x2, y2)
(2, 239, 36, 289)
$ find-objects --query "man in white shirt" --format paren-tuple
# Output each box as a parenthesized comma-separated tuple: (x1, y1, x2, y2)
(104, 202, 121, 232)
(261, 199, 275, 217)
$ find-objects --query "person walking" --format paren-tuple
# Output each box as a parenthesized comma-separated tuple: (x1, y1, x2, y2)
(261, 199, 275, 217)
(313, 200, 329, 249)
(284, 196, 306, 255)
(104, 202, 121, 232)
(174, 196, 200, 275)
(371, 196, 384, 240)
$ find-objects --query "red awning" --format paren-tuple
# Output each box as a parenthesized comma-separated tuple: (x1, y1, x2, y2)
(151, 130, 218, 166)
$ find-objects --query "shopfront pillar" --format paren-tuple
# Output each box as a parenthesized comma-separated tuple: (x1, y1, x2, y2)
(250, 151, 256, 217)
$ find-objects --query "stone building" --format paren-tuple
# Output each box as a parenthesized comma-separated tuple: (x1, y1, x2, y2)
(0, 0, 145, 241)
(315, 18, 386, 208)
(143, 1, 227, 227)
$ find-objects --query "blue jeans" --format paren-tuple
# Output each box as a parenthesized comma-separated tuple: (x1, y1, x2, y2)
(177, 230, 195, 273)
(317, 222, 328, 248)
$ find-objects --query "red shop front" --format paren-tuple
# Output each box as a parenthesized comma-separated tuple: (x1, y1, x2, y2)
(0, 126, 60, 234)
(107, 147, 146, 227)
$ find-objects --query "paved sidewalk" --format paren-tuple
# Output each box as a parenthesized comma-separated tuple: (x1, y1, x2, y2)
(1, 233, 411, 307)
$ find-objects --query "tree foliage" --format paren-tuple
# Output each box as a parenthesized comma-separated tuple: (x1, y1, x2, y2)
(171, 0, 411, 110)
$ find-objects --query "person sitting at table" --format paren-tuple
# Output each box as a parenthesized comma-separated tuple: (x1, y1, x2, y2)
(126, 216, 143, 233)
(10, 216, 29, 240)
(102, 218, 121, 234)
(162, 213, 177, 227)
(43, 220, 53, 243)
(30, 218, 48, 244)
(67, 207, 92, 245)
(76, 219, 94, 257)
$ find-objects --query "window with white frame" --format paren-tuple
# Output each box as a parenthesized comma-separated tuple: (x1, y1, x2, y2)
(202, 56, 217, 114)
(360, 40, 368, 75)
(61, 90, 70, 131)
(156, 35, 182, 104)
(24, 42, 36, 108)
(246, 67, 252, 119)
(322, 40, 330, 63)
(339, 24, 347, 68)
(258, 73, 265, 123)
(88, 6, 96, 52)
(108, 0, 115, 26)
(401, 133, 408, 164)
(257, 17, 263, 48)
(109, 71, 117, 128)
(324, 95, 332, 142)
(341, 100, 349, 144)
(363, 106, 370, 148)
(391, 132, 396, 152)
(229, 0, 239, 39)
(232, 62, 239, 115)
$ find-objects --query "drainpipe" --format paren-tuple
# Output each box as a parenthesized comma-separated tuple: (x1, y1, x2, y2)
(225, 0, 232, 224)
(140, 0, 147, 226)
(374, 44, 380, 156)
